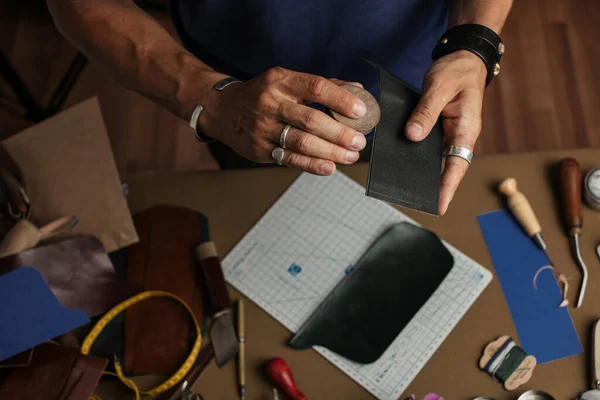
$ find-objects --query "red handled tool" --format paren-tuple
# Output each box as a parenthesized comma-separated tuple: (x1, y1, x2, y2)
(266, 358, 307, 400)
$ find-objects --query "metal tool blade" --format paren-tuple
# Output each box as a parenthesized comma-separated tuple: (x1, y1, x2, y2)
(209, 310, 239, 367)
(571, 233, 588, 308)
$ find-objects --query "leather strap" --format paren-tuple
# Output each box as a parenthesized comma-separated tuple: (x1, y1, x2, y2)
(196, 242, 232, 312)
(81, 290, 203, 399)
(125, 205, 206, 375)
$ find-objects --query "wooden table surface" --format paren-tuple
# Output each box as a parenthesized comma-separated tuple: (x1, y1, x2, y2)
(127, 147, 600, 400)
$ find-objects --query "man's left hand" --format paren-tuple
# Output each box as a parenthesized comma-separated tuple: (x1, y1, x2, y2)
(405, 50, 487, 215)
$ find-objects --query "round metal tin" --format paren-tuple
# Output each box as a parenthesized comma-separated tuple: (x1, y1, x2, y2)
(517, 390, 555, 400)
(584, 167, 600, 210)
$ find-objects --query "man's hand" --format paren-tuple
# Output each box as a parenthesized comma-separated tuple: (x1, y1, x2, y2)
(199, 67, 368, 176)
(405, 50, 487, 215)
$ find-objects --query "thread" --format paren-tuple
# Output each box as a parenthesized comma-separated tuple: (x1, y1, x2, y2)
(483, 338, 528, 384)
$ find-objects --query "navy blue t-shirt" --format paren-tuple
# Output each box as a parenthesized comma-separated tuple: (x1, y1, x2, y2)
(169, 0, 448, 94)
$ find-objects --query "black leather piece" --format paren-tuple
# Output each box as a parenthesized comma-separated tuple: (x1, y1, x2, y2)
(289, 222, 454, 364)
(365, 60, 443, 215)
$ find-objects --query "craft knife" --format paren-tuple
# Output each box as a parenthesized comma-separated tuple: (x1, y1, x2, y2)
(195, 241, 239, 367)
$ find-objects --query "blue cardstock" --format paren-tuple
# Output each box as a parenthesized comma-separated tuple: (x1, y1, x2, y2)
(477, 209, 583, 364)
(0, 267, 90, 361)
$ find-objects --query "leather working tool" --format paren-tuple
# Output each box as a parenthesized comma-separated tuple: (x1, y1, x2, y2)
(498, 178, 559, 269)
(238, 299, 246, 400)
(266, 358, 307, 400)
(364, 59, 443, 215)
(81, 290, 203, 399)
(576, 319, 600, 400)
(0, 235, 137, 317)
(556, 158, 588, 307)
(0, 215, 78, 258)
(125, 205, 206, 375)
(195, 241, 239, 367)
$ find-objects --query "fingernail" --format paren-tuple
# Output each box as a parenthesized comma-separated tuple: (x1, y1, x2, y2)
(351, 134, 366, 150)
(353, 101, 367, 118)
(406, 123, 424, 140)
(322, 163, 335, 175)
(440, 200, 450, 215)
(345, 151, 360, 162)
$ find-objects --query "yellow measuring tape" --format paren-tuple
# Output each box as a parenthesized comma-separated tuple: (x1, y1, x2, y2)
(81, 290, 202, 399)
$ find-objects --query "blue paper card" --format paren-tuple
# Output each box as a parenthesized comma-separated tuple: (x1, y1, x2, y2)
(0, 267, 90, 361)
(477, 209, 583, 364)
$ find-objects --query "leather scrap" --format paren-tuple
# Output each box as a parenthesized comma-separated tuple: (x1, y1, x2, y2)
(125, 205, 206, 375)
(0, 235, 138, 317)
(290, 222, 454, 363)
(0, 343, 106, 400)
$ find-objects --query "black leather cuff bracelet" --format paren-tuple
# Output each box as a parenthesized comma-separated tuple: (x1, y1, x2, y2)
(432, 24, 505, 86)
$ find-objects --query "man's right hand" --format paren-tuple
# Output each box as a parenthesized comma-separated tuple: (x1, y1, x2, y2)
(198, 67, 368, 176)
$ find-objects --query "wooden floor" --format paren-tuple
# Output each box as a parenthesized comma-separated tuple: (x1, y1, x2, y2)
(1, 0, 599, 179)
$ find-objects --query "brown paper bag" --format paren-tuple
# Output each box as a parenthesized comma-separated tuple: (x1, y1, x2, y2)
(1, 97, 138, 252)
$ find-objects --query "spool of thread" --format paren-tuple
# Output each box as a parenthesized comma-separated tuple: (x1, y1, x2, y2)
(479, 336, 537, 391)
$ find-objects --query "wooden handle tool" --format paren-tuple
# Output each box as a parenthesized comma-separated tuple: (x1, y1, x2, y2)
(266, 358, 307, 400)
(557, 158, 587, 308)
(558, 158, 584, 235)
(238, 299, 246, 400)
(498, 178, 547, 251)
(195, 242, 239, 367)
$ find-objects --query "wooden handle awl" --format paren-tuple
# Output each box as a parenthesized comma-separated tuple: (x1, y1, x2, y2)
(557, 158, 583, 235)
(498, 178, 542, 236)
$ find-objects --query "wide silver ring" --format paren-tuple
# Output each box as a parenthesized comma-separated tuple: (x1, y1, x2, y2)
(443, 144, 473, 165)
(272, 147, 285, 166)
(279, 124, 291, 149)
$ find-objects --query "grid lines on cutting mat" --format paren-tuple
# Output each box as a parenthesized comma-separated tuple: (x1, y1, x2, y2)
(222, 171, 492, 400)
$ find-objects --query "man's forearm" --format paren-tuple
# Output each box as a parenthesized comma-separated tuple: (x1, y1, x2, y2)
(47, 0, 226, 120)
(449, 0, 514, 33)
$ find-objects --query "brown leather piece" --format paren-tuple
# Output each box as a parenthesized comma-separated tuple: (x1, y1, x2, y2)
(0, 235, 138, 317)
(60, 351, 107, 400)
(0, 343, 106, 400)
(0, 349, 33, 369)
(125, 205, 205, 375)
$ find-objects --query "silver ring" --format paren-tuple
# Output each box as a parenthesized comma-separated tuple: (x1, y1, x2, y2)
(279, 124, 291, 148)
(272, 147, 285, 166)
(443, 144, 473, 165)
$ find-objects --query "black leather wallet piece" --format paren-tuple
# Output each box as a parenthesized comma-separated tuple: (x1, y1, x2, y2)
(365, 60, 444, 215)
(289, 222, 454, 364)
